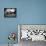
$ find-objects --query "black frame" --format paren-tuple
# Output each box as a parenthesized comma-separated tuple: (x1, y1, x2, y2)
(4, 8, 17, 18)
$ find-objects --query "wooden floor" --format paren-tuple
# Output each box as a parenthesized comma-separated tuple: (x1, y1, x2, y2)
(0, 40, 46, 46)
(19, 40, 46, 46)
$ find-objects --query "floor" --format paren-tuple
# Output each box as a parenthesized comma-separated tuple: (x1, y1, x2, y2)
(19, 39, 46, 46)
(0, 44, 18, 46)
(0, 40, 46, 46)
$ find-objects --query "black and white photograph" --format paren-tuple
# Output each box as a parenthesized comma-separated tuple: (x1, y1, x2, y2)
(4, 8, 17, 17)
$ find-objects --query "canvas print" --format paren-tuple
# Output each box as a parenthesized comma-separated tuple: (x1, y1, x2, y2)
(18, 25, 46, 41)
(4, 8, 16, 17)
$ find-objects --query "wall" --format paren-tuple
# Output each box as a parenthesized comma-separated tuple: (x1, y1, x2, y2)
(0, 0, 46, 44)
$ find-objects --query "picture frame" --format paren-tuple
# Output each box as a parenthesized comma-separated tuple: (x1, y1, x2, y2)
(18, 24, 46, 41)
(4, 8, 17, 18)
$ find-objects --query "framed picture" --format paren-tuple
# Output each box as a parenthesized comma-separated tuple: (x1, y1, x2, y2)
(4, 8, 17, 18)
(18, 24, 46, 41)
